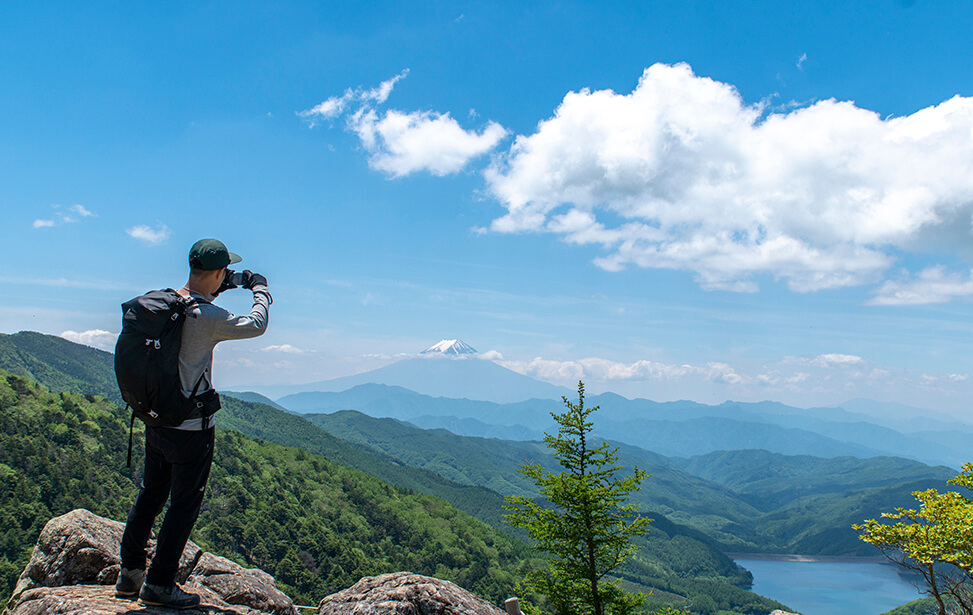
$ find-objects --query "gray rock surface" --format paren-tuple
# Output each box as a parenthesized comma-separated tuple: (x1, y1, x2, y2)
(5, 509, 296, 615)
(8, 584, 264, 615)
(6, 511, 507, 615)
(317, 572, 504, 615)
(190, 552, 297, 615)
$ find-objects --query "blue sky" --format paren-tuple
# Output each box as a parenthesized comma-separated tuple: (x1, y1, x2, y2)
(2, 1, 972, 413)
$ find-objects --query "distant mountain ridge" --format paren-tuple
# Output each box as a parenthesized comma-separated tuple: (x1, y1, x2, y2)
(0, 331, 793, 613)
(254, 356, 572, 403)
(305, 409, 957, 555)
(276, 382, 973, 468)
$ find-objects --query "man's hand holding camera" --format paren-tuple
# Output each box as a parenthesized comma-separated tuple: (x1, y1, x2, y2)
(214, 269, 271, 302)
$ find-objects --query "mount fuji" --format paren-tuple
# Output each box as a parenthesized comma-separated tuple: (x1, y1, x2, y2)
(420, 339, 478, 355)
(250, 340, 572, 404)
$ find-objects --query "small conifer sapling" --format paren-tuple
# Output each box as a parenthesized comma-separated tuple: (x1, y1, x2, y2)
(504, 381, 651, 615)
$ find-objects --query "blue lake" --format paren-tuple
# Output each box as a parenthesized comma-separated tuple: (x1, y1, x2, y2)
(735, 557, 923, 615)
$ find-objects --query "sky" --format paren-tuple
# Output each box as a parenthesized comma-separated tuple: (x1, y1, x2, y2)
(2, 1, 972, 414)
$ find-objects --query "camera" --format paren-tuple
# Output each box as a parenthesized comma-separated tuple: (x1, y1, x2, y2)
(225, 269, 247, 288)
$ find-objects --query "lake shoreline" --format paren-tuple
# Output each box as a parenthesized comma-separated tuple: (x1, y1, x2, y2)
(727, 552, 888, 564)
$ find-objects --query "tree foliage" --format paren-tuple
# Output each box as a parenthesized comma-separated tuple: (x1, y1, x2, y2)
(856, 464, 973, 615)
(0, 333, 793, 614)
(0, 369, 526, 605)
(504, 382, 651, 615)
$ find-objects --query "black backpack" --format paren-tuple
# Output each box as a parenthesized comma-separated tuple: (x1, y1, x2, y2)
(114, 289, 211, 464)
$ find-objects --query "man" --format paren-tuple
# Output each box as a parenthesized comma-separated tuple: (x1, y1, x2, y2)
(115, 238, 271, 608)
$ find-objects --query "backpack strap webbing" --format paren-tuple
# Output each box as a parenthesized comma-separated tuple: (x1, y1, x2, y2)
(127, 407, 135, 468)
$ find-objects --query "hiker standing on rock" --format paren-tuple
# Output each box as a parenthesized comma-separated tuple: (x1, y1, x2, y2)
(114, 238, 271, 609)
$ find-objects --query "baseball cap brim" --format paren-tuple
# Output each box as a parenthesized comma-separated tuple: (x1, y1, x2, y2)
(189, 238, 243, 270)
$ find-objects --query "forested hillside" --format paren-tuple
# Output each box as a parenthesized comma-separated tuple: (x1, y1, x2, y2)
(308, 409, 958, 555)
(0, 332, 118, 404)
(0, 370, 528, 605)
(0, 332, 791, 613)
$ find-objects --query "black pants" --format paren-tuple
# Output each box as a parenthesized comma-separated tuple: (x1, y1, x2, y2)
(120, 426, 215, 586)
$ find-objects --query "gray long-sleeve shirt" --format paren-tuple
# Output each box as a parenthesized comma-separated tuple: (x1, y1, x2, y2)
(172, 285, 271, 430)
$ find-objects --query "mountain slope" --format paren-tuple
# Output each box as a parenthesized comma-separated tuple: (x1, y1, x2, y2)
(0, 336, 791, 613)
(265, 357, 571, 403)
(675, 449, 957, 510)
(0, 331, 119, 404)
(279, 383, 973, 468)
(307, 409, 960, 555)
(0, 369, 529, 605)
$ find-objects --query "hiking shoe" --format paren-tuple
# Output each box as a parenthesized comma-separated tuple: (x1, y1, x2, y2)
(138, 582, 200, 609)
(114, 567, 145, 599)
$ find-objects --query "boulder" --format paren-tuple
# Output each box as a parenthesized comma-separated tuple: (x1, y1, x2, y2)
(11, 508, 201, 603)
(7, 584, 265, 615)
(5, 509, 296, 615)
(317, 572, 504, 615)
(190, 552, 297, 615)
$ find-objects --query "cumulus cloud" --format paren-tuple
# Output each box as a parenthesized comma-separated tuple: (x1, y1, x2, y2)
(60, 329, 116, 351)
(301, 71, 508, 177)
(869, 266, 973, 305)
(801, 353, 865, 367)
(706, 362, 751, 385)
(33, 204, 95, 229)
(126, 224, 171, 246)
(350, 109, 508, 177)
(493, 351, 969, 409)
(497, 356, 697, 383)
(483, 63, 973, 293)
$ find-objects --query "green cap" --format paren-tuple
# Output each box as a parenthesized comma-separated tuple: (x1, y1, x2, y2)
(188, 238, 242, 270)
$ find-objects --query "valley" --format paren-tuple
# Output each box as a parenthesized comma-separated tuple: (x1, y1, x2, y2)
(2, 330, 966, 614)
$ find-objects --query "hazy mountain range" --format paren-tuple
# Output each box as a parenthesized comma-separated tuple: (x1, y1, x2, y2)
(3, 329, 959, 560)
(249, 355, 572, 403)
(271, 374, 973, 469)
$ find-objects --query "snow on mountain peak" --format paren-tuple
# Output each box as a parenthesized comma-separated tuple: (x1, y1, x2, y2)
(421, 339, 478, 355)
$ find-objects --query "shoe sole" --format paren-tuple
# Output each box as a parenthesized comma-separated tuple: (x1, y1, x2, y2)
(114, 591, 138, 599)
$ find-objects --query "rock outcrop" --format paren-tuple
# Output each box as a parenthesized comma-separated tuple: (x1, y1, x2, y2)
(317, 572, 504, 615)
(5, 510, 512, 615)
(5, 509, 296, 615)
(189, 552, 296, 615)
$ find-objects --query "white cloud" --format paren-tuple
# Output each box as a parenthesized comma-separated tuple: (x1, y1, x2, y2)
(260, 344, 316, 355)
(808, 353, 865, 367)
(483, 62, 973, 293)
(498, 356, 697, 383)
(478, 350, 504, 360)
(301, 70, 508, 177)
(351, 109, 507, 177)
(298, 71, 409, 126)
(869, 266, 973, 305)
(706, 362, 751, 385)
(60, 329, 116, 351)
(797, 52, 808, 69)
(33, 203, 95, 228)
(126, 224, 171, 246)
